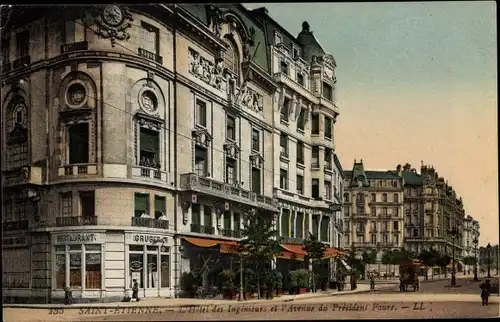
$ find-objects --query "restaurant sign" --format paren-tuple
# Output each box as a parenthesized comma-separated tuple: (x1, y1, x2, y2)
(53, 233, 105, 245)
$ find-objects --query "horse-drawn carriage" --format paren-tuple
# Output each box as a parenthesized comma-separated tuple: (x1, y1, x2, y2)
(399, 259, 422, 292)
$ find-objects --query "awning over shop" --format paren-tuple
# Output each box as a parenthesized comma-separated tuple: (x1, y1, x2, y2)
(281, 244, 307, 256)
(279, 244, 346, 260)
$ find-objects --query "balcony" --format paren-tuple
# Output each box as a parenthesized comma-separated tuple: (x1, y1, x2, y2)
(58, 164, 98, 177)
(3, 220, 29, 231)
(60, 41, 88, 53)
(132, 216, 169, 229)
(324, 163, 333, 171)
(138, 48, 163, 64)
(180, 173, 279, 212)
(3, 166, 43, 187)
(278, 236, 304, 245)
(191, 223, 215, 234)
(220, 228, 243, 238)
(280, 151, 289, 159)
(355, 230, 366, 235)
(132, 166, 170, 183)
(12, 55, 30, 69)
(56, 216, 98, 227)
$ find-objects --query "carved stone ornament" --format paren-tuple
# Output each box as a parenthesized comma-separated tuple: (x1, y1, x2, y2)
(135, 113, 163, 131)
(206, 5, 225, 38)
(224, 142, 240, 159)
(192, 128, 212, 148)
(188, 47, 225, 91)
(250, 153, 264, 169)
(234, 82, 263, 112)
(88, 5, 133, 47)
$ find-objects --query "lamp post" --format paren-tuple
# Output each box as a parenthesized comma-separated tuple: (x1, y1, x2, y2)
(486, 243, 491, 278)
(329, 202, 342, 282)
(473, 238, 479, 281)
(448, 226, 460, 286)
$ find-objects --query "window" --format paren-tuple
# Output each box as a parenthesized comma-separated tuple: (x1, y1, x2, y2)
(371, 233, 377, 244)
(324, 148, 332, 168)
(154, 196, 166, 219)
(296, 174, 304, 195)
(16, 30, 29, 58)
(280, 61, 289, 75)
(251, 129, 260, 152)
(191, 204, 201, 225)
(204, 205, 213, 227)
(393, 221, 399, 230)
(138, 127, 160, 168)
(321, 217, 329, 242)
(55, 244, 102, 290)
(279, 133, 288, 156)
(357, 206, 364, 214)
(134, 193, 149, 217)
(344, 193, 349, 202)
(370, 221, 376, 230)
(225, 157, 237, 184)
(139, 22, 159, 58)
(2, 38, 9, 63)
(296, 141, 304, 164)
(382, 207, 387, 216)
(280, 169, 288, 190)
(226, 115, 236, 141)
(194, 146, 208, 176)
(322, 82, 332, 101)
(274, 32, 283, 45)
(281, 209, 290, 236)
(293, 47, 300, 59)
(251, 167, 261, 194)
(394, 207, 399, 216)
(371, 193, 376, 202)
(324, 181, 332, 200)
(80, 191, 95, 217)
(311, 146, 319, 167)
(312, 179, 320, 199)
(61, 192, 72, 217)
(382, 193, 388, 202)
(234, 212, 241, 230)
(224, 39, 240, 83)
(295, 212, 303, 238)
(68, 123, 89, 164)
(297, 73, 304, 86)
(393, 193, 399, 203)
(129, 245, 169, 289)
(324, 117, 332, 139)
(195, 99, 207, 127)
(280, 98, 290, 122)
(311, 114, 319, 134)
(371, 206, 376, 216)
(297, 108, 306, 130)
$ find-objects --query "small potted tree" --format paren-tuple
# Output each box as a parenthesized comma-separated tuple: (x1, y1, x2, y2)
(290, 269, 310, 294)
(272, 270, 283, 296)
(218, 269, 235, 300)
(180, 272, 202, 298)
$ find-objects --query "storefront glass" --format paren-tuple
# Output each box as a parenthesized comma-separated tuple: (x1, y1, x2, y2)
(54, 244, 102, 289)
(128, 245, 170, 289)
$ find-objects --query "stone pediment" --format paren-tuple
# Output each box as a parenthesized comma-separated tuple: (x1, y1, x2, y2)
(250, 152, 264, 169)
(134, 111, 164, 131)
(223, 141, 240, 159)
(192, 128, 212, 147)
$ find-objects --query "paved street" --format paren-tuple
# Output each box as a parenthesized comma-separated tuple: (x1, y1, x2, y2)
(4, 275, 499, 321)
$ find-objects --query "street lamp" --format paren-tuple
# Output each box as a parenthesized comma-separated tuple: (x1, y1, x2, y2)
(448, 226, 460, 286)
(486, 243, 491, 278)
(472, 238, 479, 281)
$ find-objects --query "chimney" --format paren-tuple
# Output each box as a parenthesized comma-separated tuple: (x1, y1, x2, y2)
(396, 164, 402, 176)
(403, 163, 411, 171)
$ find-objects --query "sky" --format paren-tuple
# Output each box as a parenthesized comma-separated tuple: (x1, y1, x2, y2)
(244, 2, 498, 246)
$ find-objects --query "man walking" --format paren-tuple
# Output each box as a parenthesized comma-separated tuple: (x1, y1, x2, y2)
(132, 279, 140, 302)
(369, 274, 376, 291)
(480, 279, 491, 306)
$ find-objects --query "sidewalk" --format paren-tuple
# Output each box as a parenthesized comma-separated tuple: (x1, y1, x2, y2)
(3, 284, 371, 309)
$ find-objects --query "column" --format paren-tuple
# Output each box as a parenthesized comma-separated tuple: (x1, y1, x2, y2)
(230, 210, 234, 230)
(292, 210, 297, 238)
(318, 214, 323, 240)
(212, 208, 217, 229)
(308, 213, 313, 236)
(200, 205, 205, 226)
(278, 208, 283, 236)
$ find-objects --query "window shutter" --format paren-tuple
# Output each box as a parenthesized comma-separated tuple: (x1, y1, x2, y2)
(134, 194, 148, 213)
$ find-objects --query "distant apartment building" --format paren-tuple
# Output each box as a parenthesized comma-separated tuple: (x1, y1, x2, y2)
(343, 160, 404, 260)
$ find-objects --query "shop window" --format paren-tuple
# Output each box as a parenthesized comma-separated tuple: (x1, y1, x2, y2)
(55, 244, 102, 290)
(68, 123, 89, 164)
(55, 246, 66, 289)
(129, 245, 170, 289)
(85, 244, 101, 289)
(134, 193, 149, 217)
(161, 253, 170, 288)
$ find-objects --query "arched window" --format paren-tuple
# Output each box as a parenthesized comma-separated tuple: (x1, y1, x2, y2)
(393, 193, 399, 203)
(343, 192, 349, 202)
(224, 39, 240, 83)
(371, 193, 376, 202)
(382, 193, 388, 202)
(5, 96, 29, 169)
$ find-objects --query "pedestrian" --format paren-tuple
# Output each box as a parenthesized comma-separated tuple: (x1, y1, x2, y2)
(132, 279, 140, 302)
(370, 274, 375, 291)
(480, 280, 491, 306)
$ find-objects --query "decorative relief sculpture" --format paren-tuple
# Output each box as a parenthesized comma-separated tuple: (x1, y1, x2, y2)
(234, 82, 263, 112)
(206, 5, 224, 38)
(86, 5, 133, 47)
(224, 142, 240, 159)
(250, 153, 264, 169)
(188, 48, 225, 91)
(192, 128, 212, 148)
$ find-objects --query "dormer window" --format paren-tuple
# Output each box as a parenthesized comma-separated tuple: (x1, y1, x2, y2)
(274, 31, 283, 45)
(280, 61, 289, 75)
(224, 38, 240, 84)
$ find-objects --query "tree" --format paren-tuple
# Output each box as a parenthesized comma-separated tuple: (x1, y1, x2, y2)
(418, 249, 440, 280)
(238, 211, 282, 299)
(361, 249, 377, 276)
(302, 233, 327, 292)
(436, 255, 451, 276)
(381, 251, 393, 276)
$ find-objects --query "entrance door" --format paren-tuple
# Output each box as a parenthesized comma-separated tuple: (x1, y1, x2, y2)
(129, 244, 171, 298)
(145, 249, 158, 298)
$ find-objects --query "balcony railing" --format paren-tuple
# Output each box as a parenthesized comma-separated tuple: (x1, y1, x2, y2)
(58, 164, 98, 177)
(60, 41, 89, 53)
(3, 220, 29, 231)
(191, 223, 215, 234)
(180, 173, 279, 211)
(12, 55, 30, 69)
(280, 151, 289, 159)
(278, 236, 304, 245)
(324, 163, 333, 171)
(138, 48, 163, 64)
(56, 216, 98, 227)
(131, 217, 169, 229)
(220, 228, 242, 238)
(132, 166, 168, 182)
